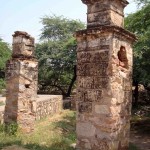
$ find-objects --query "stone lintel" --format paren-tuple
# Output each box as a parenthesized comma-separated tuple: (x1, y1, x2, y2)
(81, 0, 129, 7)
(75, 25, 137, 42)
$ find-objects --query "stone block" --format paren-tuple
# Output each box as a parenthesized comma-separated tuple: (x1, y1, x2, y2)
(76, 122, 96, 137)
(95, 105, 110, 115)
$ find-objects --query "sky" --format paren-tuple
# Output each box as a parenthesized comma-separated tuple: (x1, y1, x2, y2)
(0, 0, 137, 44)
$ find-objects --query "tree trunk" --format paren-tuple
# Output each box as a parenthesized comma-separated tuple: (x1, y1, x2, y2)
(66, 65, 76, 97)
(134, 82, 139, 107)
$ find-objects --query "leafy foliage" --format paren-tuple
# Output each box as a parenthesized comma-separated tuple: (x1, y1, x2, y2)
(36, 15, 85, 96)
(0, 39, 11, 90)
(134, 0, 150, 6)
(125, 3, 150, 86)
(0, 39, 11, 73)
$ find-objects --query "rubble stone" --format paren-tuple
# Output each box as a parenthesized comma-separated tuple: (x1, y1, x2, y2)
(76, 0, 136, 149)
(4, 31, 63, 132)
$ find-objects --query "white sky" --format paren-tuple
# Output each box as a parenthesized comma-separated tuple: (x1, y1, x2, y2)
(0, 0, 137, 44)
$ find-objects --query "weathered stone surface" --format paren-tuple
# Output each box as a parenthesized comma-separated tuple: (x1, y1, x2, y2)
(12, 31, 35, 57)
(76, 122, 96, 137)
(95, 105, 110, 114)
(1, 95, 63, 124)
(36, 95, 62, 120)
(76, 0, 136, 149)
(4, 31, 38, 132)
(3, 31, 63, 133)
(0, 106, 4, 124)
(82, 0, 129, 28)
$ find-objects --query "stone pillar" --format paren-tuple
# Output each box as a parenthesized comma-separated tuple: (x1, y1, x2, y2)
(4, 31, 38, 132)
(76, 0, 136, 149)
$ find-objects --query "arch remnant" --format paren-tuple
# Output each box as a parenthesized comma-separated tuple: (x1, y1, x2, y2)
(75, 0, 136, 149)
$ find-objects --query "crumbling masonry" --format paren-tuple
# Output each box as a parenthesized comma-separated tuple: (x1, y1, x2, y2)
(4, 31, 63, 132)
(76, 0, 136, 149)
(4, 31, 38, 132)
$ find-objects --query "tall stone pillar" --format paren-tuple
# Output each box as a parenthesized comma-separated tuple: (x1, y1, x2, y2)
(4, 31, 38, 132)
(76, 0, 136, 149)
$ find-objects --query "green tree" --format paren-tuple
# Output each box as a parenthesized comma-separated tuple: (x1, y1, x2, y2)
(125, 3, 150, 105)
(0, 38, 11, 91)
(36, 15, 85, 97)
(134, 0, 150, 6)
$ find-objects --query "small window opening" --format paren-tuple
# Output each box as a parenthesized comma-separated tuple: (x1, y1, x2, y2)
(118, 46, 129, 69)
(25, 84, 30, 88)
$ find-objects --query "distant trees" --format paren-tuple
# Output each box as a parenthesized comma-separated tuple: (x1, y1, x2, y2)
(35, 15, 85, 97)
(0, 38, 11, 91)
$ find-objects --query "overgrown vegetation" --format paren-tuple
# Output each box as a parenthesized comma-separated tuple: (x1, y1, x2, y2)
(0, 110, 139, 150)
(0, 110, 76, 150)
(0, 38, 11, 93)
(0, 79, 5, 93)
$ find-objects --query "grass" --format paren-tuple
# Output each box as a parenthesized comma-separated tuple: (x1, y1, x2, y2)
(129, 143, 139, 150)
(0, 101, 4, 106)
(0, 110, 76, 150)
(0, 110, 140, 150)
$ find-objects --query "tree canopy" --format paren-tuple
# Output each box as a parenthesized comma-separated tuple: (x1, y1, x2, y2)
(0, 38, 11, 91)
(134, 0, 150, 6)
(125, 1, 150, 105)
(36, 15, 85, 96)
(0, 39, 11, 78)
(125, 2, 150, 86)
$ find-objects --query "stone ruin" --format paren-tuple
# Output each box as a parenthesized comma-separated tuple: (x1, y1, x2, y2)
(75, 0, 136, 149)
(0, 0, 137, 148)
(3, 31, 62, 132)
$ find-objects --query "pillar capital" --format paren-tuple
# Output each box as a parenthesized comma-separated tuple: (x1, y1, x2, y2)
(82, 0, 129, 28)
(81, 0, 129, 7)
(12, 31, 35, 58)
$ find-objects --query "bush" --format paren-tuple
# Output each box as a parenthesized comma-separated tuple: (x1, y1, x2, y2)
(5, 123, 18, 135)
(0, 79, 5, 93)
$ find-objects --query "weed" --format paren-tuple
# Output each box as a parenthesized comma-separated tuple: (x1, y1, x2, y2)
(5, 122, 18, 135)
(0, 101, 4, 106)
(0, 110, 141, 150)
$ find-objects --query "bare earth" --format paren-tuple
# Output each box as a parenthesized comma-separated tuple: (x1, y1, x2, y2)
(130, 131, 150, 150)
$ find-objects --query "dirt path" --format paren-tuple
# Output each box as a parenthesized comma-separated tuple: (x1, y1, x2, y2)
(130, 131, 150, 150)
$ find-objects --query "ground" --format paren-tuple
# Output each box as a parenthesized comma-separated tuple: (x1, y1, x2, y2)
(0, 110, 149, 150)
(130, 114, 150, 150)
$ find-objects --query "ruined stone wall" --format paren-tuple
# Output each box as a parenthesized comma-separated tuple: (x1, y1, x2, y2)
(1, 95, 63, 124)
(36, 95, 63, 120)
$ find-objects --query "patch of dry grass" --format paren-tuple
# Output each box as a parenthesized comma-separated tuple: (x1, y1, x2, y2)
(0, 109, 140, 150)
(0, 110, 76, 150)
